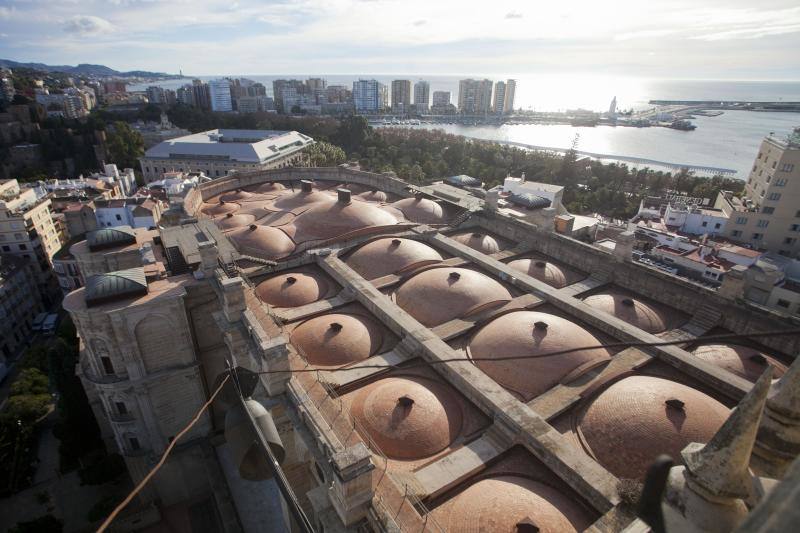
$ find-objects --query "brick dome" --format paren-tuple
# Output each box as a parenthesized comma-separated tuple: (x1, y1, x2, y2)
(392, 197, 446, 224)
(350, 376, 463, 460)
(346, 237, 443, 280)
(201, 200, 239, 216)
(583, 292, 669, 334)
(227, 225, 295, 260)
(577, 376, 729, 480)
(290, 313, 384, 367)
(432, 476, 594, 533)
(215, 212, 256, 230)
(395, 267, 513, 327)
(357, 190, 388, 202)
(468, 311, 611, 400)
(220, 188, 254, 202)
(269, 189, 332, 212)
(507, 258, 569, 289)
(290, 199, 398, 242)
(255, 272, 330, 308)
(254, 181, 286, 193)
(692, 344, 787, 383)
(451, 231, 504, 254)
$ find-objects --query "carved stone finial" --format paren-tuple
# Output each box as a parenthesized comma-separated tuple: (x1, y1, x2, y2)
(753, 355, 800, 478)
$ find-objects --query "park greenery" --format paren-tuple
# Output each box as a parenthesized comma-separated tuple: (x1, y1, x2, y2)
(0, 317, 103, 496)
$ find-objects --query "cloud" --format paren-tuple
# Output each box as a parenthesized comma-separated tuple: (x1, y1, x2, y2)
(412, 19, 426, 26)
(63, 15, 114, 36)
(505, 11, 522, 19)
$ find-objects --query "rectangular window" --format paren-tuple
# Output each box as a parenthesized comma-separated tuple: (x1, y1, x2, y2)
(767, 175, 772, 183)
(768, 193, 782, 201)
(790, 224, 800, 232)
(777, 299, 791, 308)
(731, 230, 742, 237)
(762, 207, 775, 214)
(781, 163, 795, 172)
(758, 152, 763, 159)
(18, 244, 26, 250)
(115, 402, 128, 415)
(714, 223, 721, 229)
(736, 217, 747, 224)
(772, 161, 777, 169)
(752, 233, 763, 240)
(757, 219, 770, 228)
(701, 221, 708, 227)
(1, 245, 9, 252)
(775, 178, 787, 187)
(100, 356, 115, 375)
(784, 237, 796, 245)
(129, 437, 140, 451)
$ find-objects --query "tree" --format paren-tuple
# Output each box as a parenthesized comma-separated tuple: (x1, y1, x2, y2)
(305, 141, 346, 167)
(105, 121, 144, 169)
(334, 116, 370, 153)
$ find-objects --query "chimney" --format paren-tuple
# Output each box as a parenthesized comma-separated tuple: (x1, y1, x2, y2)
(300, 179, 313, 193)
(337, 188, 351, 204)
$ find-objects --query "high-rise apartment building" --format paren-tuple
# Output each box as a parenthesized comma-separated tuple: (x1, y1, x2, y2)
(272, 79, 308, 113)
(209, 79, 233, 112)
(715, 128, 800, 257)
(391, 79, 412, 113)
(413, 80, 430, 112)
(493, 79, 516, 114)
(458, 78, 494, 114)
(191, 79, 211, 110)
(1, 254, 44, 361)
(352, 79, 388, 113)
(432, 91, 451, 106)
(0, 179, 62, 304)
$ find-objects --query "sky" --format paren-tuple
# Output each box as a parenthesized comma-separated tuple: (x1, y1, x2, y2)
(0, 0, 799, 79)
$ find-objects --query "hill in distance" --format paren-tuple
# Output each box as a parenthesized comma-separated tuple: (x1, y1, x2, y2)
(0, 59, 180, 78)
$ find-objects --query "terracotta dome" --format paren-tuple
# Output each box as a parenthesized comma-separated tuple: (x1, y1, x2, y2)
(577, 376, 729, 480)
(692, 344, 787, 382)
(255, 272, 331, 308)
(254, 181, 286, 193)
(350, 376, 463, 460)
(346, 237, 443, 280)
(227, 224, 295, 260)
(392, 197, 447, 224)
(220, 188, 254, 202)
(201, 200, 239, 216)
(582, 292, 668, 334)
(289, 199, 398, 242)
(357, 190, 388, 203)
(290, 313, 384, 367)
(432, 476, 593, 533)
(468, 311, 611, 400)
(508, 258, 570, 289)
(451, 232, 504, 254)
(395, 267, 512, 327)
(269, 189, 332, 212)
(215, 212, 256, 230)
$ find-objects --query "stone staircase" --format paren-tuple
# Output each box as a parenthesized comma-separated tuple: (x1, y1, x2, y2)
(681, 304, 723, 337)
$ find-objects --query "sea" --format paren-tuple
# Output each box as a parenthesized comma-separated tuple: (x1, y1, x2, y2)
(130, 76, 800, 179)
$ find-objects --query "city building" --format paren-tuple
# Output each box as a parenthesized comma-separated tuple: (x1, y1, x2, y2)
(139, 129, 315, 182)
(391, 79, 411, 113)
(145, 86, 177, 106)
(493, 79, 516, 115)
(191, 79, 211, 110)
(413, 80, 430, 112)
(272, 79, 308, 114)
(103, 80, 127, 94)
(458, 78, 493, 114)
(62, 165, 800, 533)
(0, 178, 62, 303)
(353, 79, 388, 114)
(1, 254, 44, 364)
(432, 90, 451, 106)
(132, 113, 192, 148)
(209, 79, 233, 112)
(715, 128, 800, 257)
(52, 238, 84, 295)
(94, 197, 165, 229)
